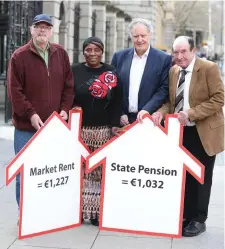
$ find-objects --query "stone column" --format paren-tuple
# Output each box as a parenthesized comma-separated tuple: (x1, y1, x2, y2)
(124, 15, 132, 48)
(106, 12, 117, 63)
(58, 1, 69, 51)
(163, 2, 175, 52)
(59, 24, 68, 49)
(79, 0, 92, 62)
(116, 16, 125, 51)
(92, 1, 107, 61)
(150, 1, 157, 46)
(43, 1, 61, 43)
(66, 1, 76, 63)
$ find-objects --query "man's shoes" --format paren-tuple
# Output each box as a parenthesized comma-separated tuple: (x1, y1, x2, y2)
(182, 219, 190, 229)
(182, 221, 206, 237)
(90, 218, 99, 226)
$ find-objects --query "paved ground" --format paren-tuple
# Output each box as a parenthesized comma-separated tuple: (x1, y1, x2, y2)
(0, 117, 224, 249)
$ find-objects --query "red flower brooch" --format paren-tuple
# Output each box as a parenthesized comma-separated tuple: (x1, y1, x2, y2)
(89, 71, 117, 98)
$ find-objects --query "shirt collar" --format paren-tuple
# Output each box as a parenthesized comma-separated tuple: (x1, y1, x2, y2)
(180, 56, 196, 73)
(134, 45, 150, 58)
(33, 39, 50, 53)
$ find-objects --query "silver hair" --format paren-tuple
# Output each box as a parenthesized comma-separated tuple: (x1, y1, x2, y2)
(128, 18, 153, 37)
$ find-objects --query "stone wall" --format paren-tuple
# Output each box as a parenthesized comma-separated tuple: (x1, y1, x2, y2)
(42, 0, 172, 63)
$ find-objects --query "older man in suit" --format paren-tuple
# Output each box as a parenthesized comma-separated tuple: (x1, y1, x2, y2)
(152, 36, 224, 237)
(111, 18, 171, 124)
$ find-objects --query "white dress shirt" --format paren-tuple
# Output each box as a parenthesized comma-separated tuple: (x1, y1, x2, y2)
(128, 46, 150, 113)
(177, 56, 196, 126)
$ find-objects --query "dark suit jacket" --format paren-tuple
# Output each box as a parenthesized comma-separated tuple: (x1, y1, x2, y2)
(111, 47, 172, 115)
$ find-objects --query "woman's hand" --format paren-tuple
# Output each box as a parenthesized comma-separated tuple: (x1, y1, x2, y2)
(72, 106, 82, 111)
(112, 126, 129, 136)
(112, 127, 120, 136)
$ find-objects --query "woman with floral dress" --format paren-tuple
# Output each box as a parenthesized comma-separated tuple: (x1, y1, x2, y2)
(72, 36, 122, 226)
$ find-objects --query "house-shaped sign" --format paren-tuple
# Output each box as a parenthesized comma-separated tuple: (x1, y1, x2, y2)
(86, 114, 204, 238)
(6, 110, 89, 239)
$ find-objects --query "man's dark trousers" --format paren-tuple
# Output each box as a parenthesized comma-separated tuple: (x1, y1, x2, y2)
(182, 126, 216, 223)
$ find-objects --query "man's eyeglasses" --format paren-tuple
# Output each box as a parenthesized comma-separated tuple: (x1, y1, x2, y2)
(33, 25, 52, 31)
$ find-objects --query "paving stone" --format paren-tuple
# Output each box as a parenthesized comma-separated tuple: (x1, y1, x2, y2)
(14, 225, 99, 249)
(0, 234, 17, 249)
(92, 235, 172, 249)
(172, 227, 224, 249)
(9, 246, 62, 249)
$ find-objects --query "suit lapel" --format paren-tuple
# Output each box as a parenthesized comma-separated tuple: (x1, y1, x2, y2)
(139, 47, 156, 91)
(171, 66, 180, 106)
(189, 57, 200, 98)
(123, 49, 134, 97)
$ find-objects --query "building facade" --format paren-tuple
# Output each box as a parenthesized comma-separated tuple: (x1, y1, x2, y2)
(0, 0, 175, 122)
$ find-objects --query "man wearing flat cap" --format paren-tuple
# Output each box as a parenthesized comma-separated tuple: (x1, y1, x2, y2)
(7, 14, 74, 224)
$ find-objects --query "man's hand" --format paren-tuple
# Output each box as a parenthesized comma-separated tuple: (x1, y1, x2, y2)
(120, 115, 129, 126)
(60, 110, 68, 120)
(152, 112, 163, 126)
(137, 110, 149, 124)
(30, 114, 44, 130)
(177, 111, 189, 126)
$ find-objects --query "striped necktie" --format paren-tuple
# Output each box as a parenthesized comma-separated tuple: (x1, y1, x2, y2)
(174, 69, 187, 113)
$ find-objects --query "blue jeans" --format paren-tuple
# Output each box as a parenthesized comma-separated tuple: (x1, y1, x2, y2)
(14, 129, 36, 207)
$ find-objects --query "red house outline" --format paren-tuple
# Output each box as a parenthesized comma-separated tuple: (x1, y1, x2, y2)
(86, 114, 205, 238)
(5, 110, 90, 239)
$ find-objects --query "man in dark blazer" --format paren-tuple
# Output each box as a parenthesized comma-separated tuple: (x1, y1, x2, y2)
(111, 18, 172, 125)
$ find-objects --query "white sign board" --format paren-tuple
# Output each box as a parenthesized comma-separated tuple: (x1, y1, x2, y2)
(86, 114, 204, 238)
(6, 110, 89, 239)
